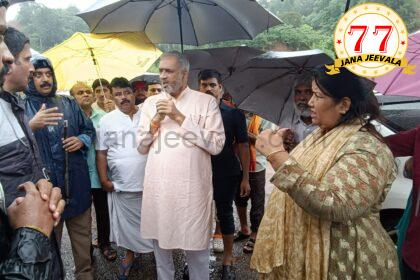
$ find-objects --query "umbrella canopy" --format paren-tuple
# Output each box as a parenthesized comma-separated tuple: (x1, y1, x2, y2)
(10, 0, 34, 4)
(77, 0, 282, 51)
(184, 46, 264, 89)
(373, 31, 420, 97)
(43, 32, 162, 90)
(130, 72, 160, 84)
(224, 50, 333, 125)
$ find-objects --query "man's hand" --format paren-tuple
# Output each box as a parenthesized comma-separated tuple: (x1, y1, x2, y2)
(7, 182, 57, 237)
(34, 179, 66, 226)
(101, 180, 114, 192)
(239, 179, 251, 198)
(62, 136, 84, 152)
(29, 103, 63, 131)
(156, 99, 185, 126)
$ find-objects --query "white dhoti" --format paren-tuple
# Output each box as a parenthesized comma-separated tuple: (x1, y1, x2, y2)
(108, 191, 153, 253)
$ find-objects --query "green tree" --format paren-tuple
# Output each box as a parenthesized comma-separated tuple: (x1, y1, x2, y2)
(304, 0, 419, 34)
(16, 3, 89, 52)
(251, 0, 419, 57)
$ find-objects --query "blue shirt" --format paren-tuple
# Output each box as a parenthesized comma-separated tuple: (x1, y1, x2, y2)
(87, 107, 106, 189)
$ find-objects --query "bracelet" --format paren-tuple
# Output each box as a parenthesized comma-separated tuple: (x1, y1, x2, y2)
(266, 149, 287, 162)
(150, 121, 160, 129)
(21, 225, 49, 238)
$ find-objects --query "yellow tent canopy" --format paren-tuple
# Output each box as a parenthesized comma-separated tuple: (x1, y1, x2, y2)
(44, 32, 162, 90)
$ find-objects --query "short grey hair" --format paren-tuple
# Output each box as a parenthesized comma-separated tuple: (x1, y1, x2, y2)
(293, 72, 312, 91)
(160, 51, 190, 72)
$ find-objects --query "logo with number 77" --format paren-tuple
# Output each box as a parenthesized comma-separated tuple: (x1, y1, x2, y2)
(327, 3, 415, 77)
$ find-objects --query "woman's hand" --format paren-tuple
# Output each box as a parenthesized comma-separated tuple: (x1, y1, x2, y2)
(256, 128, 291, 170)
(256, 128, 289, 156)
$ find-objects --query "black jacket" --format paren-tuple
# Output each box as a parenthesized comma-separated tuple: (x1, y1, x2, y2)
(24, 61, 94, 219)
(0, 208, 52, 279)
(0, 91, 63, 279)
(0, 91, 45, 207)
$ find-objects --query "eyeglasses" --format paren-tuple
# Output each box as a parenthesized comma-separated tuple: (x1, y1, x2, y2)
(150, 88, 162, 93)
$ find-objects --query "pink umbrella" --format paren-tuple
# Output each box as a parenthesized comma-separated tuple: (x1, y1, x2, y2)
(374, 31, 420, 97)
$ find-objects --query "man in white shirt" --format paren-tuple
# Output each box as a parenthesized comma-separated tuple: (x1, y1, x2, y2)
(96, 77, 153, 279)
(290, 73, 317, 142)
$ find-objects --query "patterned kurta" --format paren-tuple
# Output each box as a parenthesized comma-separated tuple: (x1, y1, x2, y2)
(251, 130, 399, 279)
(139, 87, 225, 250)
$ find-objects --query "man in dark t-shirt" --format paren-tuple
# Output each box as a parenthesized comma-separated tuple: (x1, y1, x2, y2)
(198, 69, 250, 279)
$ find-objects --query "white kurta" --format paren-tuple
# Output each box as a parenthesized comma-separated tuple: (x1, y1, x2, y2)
(139, 87, 225, 250)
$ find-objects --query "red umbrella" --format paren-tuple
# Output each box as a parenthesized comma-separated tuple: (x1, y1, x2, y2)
(374, 31, 420, 97)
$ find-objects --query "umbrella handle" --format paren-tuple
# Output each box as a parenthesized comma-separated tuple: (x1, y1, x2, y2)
(177, 0, 184, 52)
(344, 0, 351, 12)
(63, 120, 70, 204)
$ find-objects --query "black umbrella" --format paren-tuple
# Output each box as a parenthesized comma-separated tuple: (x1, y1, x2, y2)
(184, 46, 264, 89)
(130, 73, 160, 85)
(224, 50, 333, 125)
(78, 0, 282, 52)
(10, 0, 34, 4)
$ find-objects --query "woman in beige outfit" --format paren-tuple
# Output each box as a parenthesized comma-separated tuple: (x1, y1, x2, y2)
(251, 66, 399, 280)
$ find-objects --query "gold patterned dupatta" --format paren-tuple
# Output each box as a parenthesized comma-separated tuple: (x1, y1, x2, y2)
(251, 122, 363, 280)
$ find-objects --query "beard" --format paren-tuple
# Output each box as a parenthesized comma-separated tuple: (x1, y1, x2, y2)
(163, 76, 184, 96)
(294, 102, 312, 118)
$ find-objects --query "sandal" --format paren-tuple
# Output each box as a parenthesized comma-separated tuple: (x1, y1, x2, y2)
(100, 245, 117, 262)
(243, 238, 256, 254)
(234, 231, 250, 242)
(118, 260, 133, 280)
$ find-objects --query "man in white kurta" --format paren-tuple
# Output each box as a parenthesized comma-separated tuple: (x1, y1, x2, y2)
(138, 52, 225, 280)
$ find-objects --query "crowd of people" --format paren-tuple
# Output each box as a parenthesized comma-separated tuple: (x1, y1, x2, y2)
(0, 1, 419, 280)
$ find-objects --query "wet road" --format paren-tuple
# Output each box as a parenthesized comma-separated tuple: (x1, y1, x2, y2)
(61, 167, 275, 279)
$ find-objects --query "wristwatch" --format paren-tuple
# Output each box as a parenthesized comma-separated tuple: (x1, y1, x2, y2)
(0, 0, 9, 9)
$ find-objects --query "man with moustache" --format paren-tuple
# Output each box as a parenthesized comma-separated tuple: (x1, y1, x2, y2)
(289, 73, 317, 143)
(198, 69, 250, 279)
(1, 27, 47, 206)
(96, 77, 153, 279)
(0, 9, 65, 279)
(145, 80, 162, 97)
(92, 78, 115, 112)
(24, 56, 95, 280)
(138, 52, 225, 280)
(132, 80, 148, 105)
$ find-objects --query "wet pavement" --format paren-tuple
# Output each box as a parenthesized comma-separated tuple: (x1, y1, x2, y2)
(61, 167, 275, 280)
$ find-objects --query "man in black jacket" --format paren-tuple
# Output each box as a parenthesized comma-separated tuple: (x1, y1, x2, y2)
(0, 1, 65, 278)
(1, 27, 52, 206)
